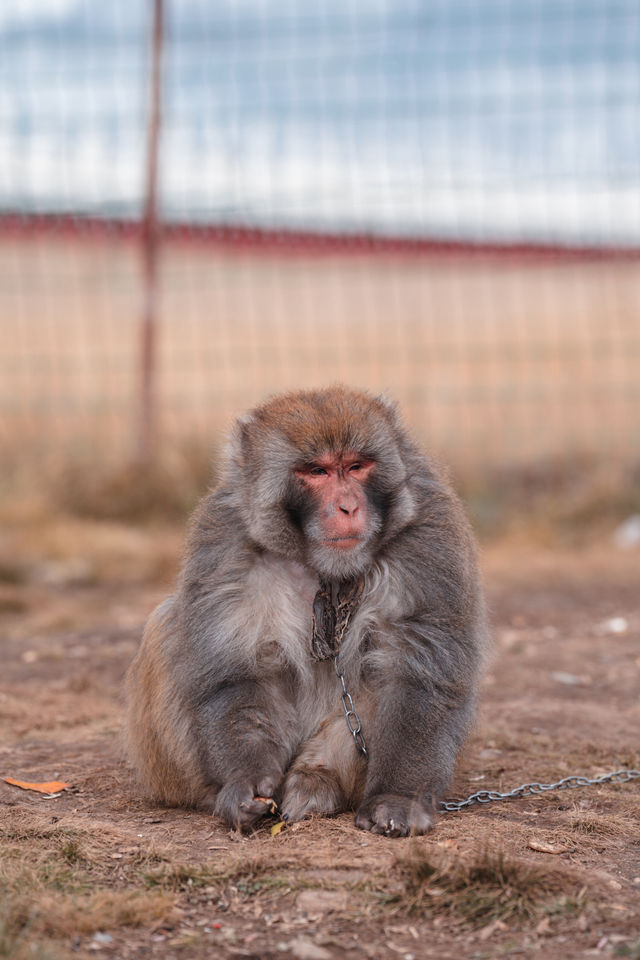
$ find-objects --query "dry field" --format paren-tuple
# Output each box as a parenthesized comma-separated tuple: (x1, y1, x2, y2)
(1, 237, 639, 479)
(1, 236, 639, 958)
(0, 506, 639, 960)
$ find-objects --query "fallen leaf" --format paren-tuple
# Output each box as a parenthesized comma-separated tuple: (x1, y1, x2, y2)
(528, 838, 569, 855)
(4, 777, 71, 795)
(270, 820, 286, 836)
(478, 919, 507, 941)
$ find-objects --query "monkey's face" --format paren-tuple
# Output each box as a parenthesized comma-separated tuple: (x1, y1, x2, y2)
(292, 451, 383, 579)
(230, 387, 419, 580)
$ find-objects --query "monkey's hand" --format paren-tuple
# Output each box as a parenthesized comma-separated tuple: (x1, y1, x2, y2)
(214, 774, 281, 832)
(354, 793, 435, 837)
(281, 766, 346, 822)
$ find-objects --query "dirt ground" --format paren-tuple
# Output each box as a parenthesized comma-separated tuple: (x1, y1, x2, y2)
(0, 516, 639, 960)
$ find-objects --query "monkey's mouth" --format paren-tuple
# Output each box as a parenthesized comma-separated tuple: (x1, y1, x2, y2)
(323, 536, 364, 550)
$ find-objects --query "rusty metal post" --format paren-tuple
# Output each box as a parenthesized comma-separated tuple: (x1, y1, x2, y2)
(137, 0, 164, 463)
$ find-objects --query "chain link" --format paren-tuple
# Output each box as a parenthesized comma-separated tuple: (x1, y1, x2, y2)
(334, 655, 368, 758)
(332, 649, 639, 812)
(439, 768, 640, 812)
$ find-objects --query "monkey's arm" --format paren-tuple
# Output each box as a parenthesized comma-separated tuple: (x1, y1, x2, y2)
(355, 511, 486, 836)
(170, 497, 297, 827)
(194, 678, 295, 830)
(355, 658, 476, 835)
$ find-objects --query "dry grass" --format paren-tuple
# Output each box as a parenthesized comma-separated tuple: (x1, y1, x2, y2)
(614, 943, 640, 959)
(1, 237, 639, 540)
(141, 852, 306, 895)
(0, 813, 178, 950)
(51, 443, 215, 524)
(0, 496, 638, 957)
(566, 812, 639, 838)
(394, 845, 585, 927)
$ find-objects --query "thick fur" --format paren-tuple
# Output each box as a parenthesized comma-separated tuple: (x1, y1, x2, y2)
(125, 386, 488, 834)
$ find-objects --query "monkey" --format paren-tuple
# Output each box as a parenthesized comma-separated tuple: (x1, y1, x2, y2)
(125, 386, 488, 836)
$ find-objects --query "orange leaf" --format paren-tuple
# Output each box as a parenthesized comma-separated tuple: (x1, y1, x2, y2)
(527, 838, 569, 855)
(4, 777, 70, 794)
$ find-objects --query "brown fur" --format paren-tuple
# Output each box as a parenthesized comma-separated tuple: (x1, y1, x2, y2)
(125, 386, 488, 835)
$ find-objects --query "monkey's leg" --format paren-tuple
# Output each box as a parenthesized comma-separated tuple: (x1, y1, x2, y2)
(354, 680, 473, 837)
(199, 679, 297, 831)
(281, 713, 365, 822)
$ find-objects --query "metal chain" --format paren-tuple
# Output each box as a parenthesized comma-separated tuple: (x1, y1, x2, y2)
(439, 768, 640, 813)
(331, 662, 639, 811)
(334, 655, 368, 758)
(331, 621, 638, 810)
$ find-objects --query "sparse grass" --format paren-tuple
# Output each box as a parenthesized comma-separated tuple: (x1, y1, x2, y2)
(0, 816, 177, 943)
(52, 444, 215, 524)
(0, 592, 27, 614)
(615, 942, 640, 958)
(0, 561, 26, 584)
(459, 458, 640, 543)
(142, 861, 225, 892)
(142, 853, 300, 895)
(394, 846, 585, 927)
(0, 915, 65, 960)
(567, 813, 636, 837)
(4, 887, 177, 939)
(0, 499, 183, 588)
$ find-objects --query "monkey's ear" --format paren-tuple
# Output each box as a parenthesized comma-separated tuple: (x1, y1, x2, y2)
(228, 412, 256, 467)
(374, 392, 402, 425)
(375, 391, 396, 411)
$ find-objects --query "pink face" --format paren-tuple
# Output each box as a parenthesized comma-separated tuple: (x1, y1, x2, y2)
(294, 453, 375, 550)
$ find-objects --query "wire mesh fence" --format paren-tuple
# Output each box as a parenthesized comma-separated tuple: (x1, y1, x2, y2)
(1, 1, 639, 503)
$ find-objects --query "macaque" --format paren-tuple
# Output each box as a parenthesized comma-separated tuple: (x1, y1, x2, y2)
(126, 386, 487, 836)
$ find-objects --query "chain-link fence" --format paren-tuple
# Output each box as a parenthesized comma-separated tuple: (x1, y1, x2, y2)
(1, 1, 639, 502)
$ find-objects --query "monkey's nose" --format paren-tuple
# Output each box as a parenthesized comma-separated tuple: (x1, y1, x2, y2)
(338, 501, 358, 516)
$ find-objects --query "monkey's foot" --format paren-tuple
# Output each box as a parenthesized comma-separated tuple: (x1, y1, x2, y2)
(354, 793, 435, 837)
(214, 774, 281, 832)
(281, 766, 345, 822)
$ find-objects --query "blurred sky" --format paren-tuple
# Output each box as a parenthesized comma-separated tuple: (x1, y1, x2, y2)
(1, 0, 639, 243)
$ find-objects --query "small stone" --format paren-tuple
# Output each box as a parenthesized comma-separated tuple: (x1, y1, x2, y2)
(614, 515, 640, 548)
(551, 671, 581, 686)
(92, 933, 113, 944)
(280, 939, 332, 960)
(595, 616, 628, 636)
(296, 890, 348, 914)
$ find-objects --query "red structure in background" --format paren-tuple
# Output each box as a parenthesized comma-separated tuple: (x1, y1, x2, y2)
(1, 212, 638, 264)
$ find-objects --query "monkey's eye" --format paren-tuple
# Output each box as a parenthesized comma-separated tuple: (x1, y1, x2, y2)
(349, 463, 362, 472)
(309, 465, 329, 476)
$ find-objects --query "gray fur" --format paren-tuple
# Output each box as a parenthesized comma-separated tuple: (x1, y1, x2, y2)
(125, 386, 488, 835)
